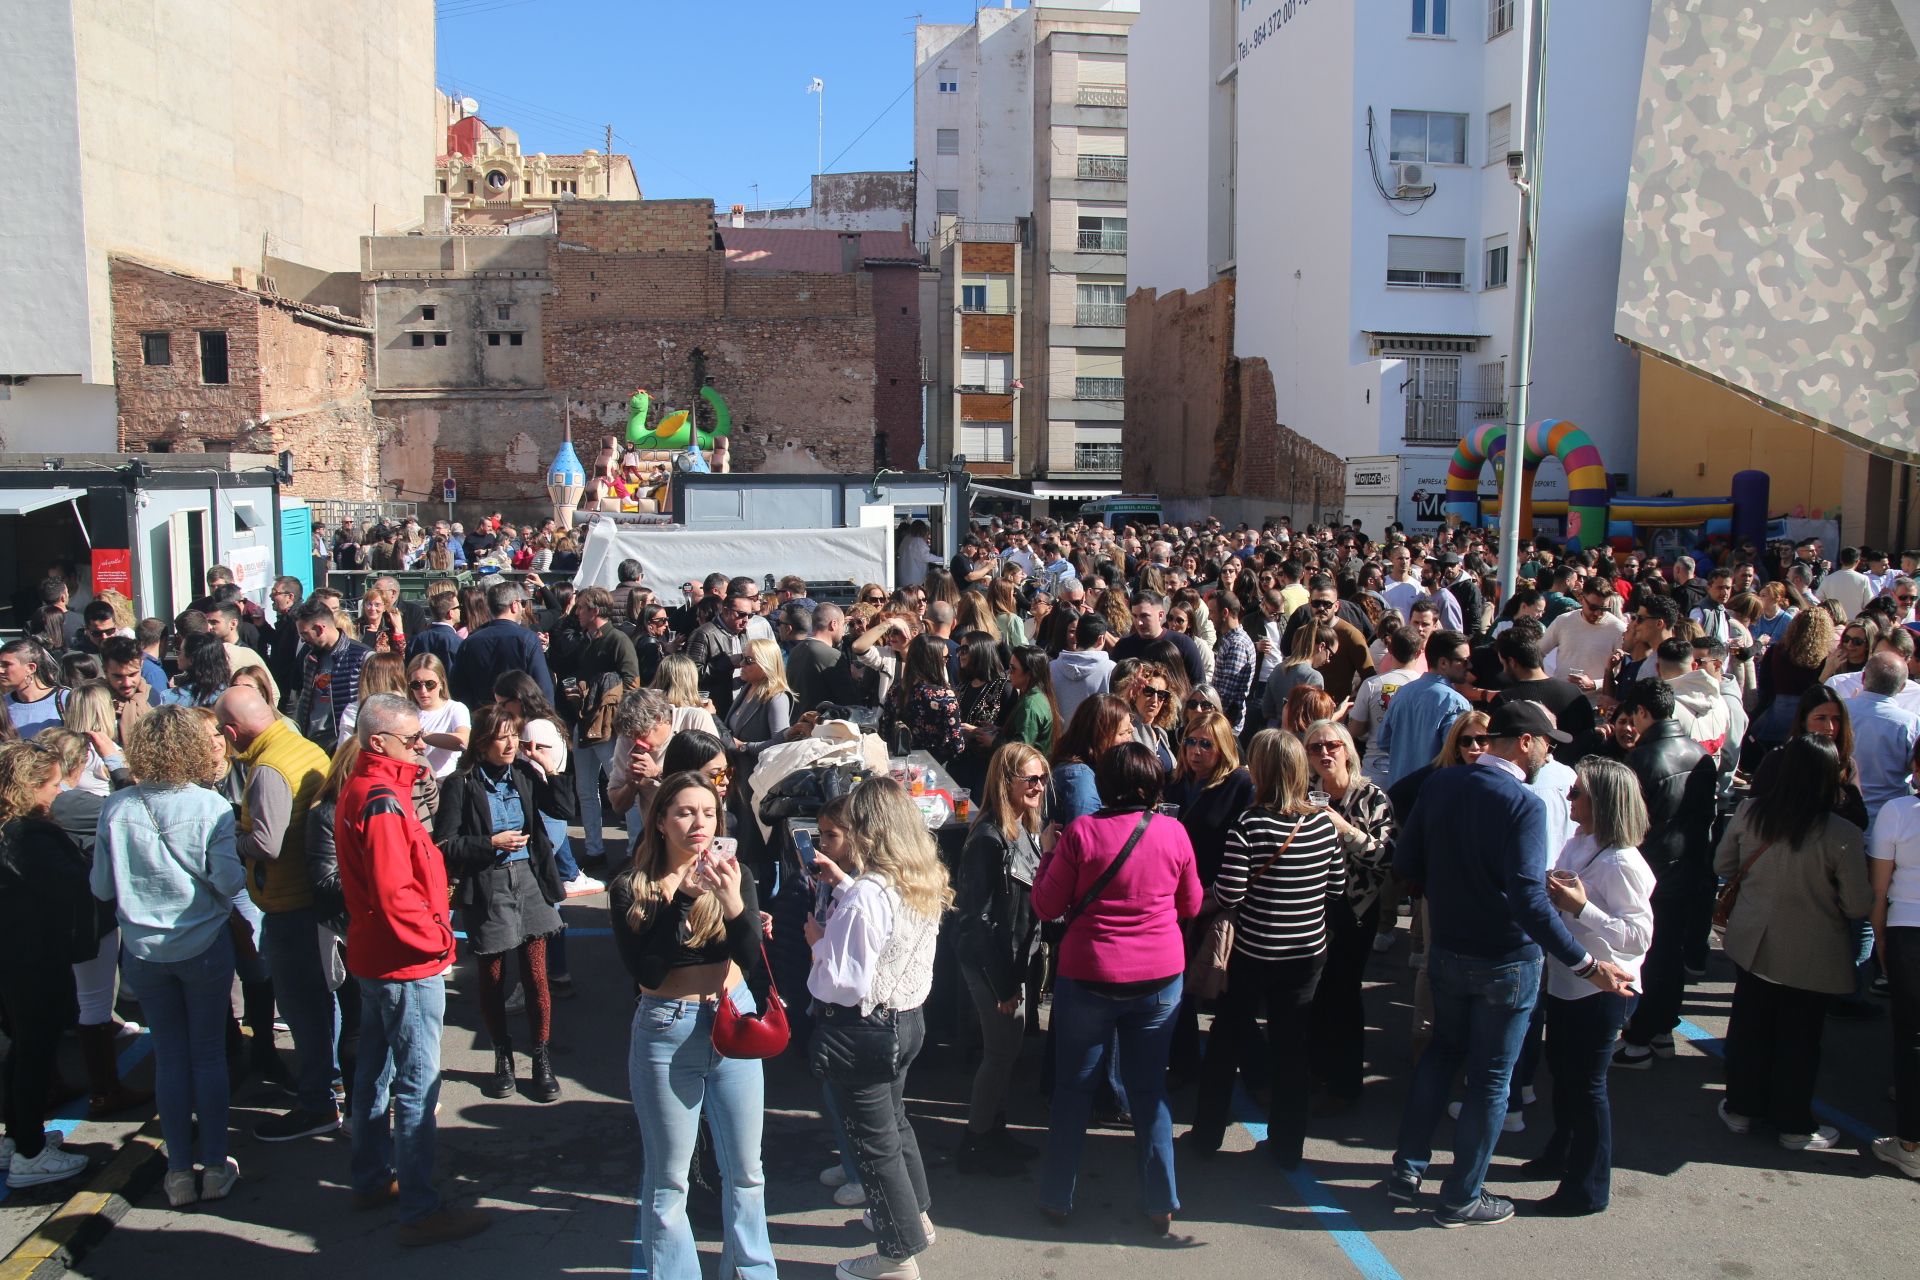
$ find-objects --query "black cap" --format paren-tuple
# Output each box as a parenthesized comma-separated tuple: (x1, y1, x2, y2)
(1487, 699, 1571, 743)
(1438, 552, 1462, 568)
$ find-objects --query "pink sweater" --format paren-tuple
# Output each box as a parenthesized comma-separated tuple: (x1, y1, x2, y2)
(1032, 810, 1203, 984)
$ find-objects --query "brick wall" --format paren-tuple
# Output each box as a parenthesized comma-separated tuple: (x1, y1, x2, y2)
(256, 306, 383, 501)
(868, 262, 922, 469)
(556, 200, 716, 254)
(1124, 279, 1343, 522)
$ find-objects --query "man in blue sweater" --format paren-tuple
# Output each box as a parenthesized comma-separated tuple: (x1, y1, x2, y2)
(1378, 629, 1473, 784)
(1387, 700, 1635, 1227)
(449, 581, 553, 710)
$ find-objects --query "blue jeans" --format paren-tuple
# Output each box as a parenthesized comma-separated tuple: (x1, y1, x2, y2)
(351, 974, 446, 1224)
(573, 738, 618, 861)
(1540, 991, 1633, 1210)
(122, 930, 234, 1172)
(1041, 974, 1181, 1217)
(261, 906, 341, 1114)
(628, 989, 775, 1280)
(1393, 947, 1543, 1207)
(540, 813, 574, 977)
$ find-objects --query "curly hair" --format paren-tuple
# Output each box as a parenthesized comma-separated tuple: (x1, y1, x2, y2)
(0, 741, 60, 824)
(126, 705, 222, 786)
(1783, 606, 1836, 670)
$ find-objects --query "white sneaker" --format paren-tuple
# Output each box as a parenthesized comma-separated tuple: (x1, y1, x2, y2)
(821, 1164, 850, 1188)
(834, 1180, 868, 1206)
(1520, 1086, 1538, 1107)
(863, 1208, 935, 1245)
(8, 1144, 89, 1189)
(1872, 1136, 1920, 1179)
(1372, 931, 1395, 954)
(564, 874, 606, 898)
(837, 1251, 920, 1280)
(505, 985, 526, 1014)
(1717, 1099, 1753, 1135)
(200, 1156, 240, 1201)
(1779, 1125, 1842, 1152)
(164, 1169, 199, 1207)
(1447, 1100, 1523, 1133)
(3, 1129, 62, 1164)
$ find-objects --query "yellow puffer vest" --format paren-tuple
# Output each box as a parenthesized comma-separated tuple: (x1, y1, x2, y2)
(236, 718, 331, 913)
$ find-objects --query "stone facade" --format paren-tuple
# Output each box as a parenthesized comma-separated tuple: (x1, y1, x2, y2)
(1125, 278, 1344, 525)
(109, 259, 383, 501)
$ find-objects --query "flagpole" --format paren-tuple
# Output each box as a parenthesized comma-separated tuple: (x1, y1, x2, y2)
(816, 79, 825, 174)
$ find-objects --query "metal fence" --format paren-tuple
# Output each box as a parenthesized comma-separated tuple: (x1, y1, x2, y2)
(1076, 303, 1126, 327)
(1076, 86, 1128, 108)
(1075, 377, 1125, 400)
(1076, 229, 1128, 253)
(1074, 442, 1124, 473)
(1077, 155, 1128, 181)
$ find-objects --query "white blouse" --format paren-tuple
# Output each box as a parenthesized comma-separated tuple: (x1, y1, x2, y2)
(1546, 831, 1657, 1001)
(807, 875, 939, 1016)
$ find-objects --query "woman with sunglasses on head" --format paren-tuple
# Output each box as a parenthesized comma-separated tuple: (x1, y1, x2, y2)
(432, 702, 575, 1104)
(1524, 757, 1654, 1215)
(952, 744, 1050, 1177)
(1298, 719, 1396, 1113)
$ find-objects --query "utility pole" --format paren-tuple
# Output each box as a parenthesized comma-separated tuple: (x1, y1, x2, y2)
(808, 77, 825, 174)
(1497, 0, 1550, 602)
(604, 123, 613, 155)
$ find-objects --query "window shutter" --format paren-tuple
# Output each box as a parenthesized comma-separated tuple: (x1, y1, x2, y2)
(1388, 236, 1466, 274)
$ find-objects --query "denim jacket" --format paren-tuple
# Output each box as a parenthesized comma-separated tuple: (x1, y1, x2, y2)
(93, 783, 244, 964)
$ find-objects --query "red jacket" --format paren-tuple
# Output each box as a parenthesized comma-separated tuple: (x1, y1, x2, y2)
(336, 749, 454, 981)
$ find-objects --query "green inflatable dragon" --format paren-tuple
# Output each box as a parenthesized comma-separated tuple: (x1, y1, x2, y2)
(625, 386, 732, 451)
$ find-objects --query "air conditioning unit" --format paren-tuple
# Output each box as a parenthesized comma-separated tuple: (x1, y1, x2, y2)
(1394, 162, 1431, 195)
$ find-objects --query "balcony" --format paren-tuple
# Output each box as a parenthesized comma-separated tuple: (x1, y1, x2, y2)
(1404, 396, 1466, 444)
(1076, 86, 1127, 108)
(1076, 229, 1128, 254)
(1075, 376, 1125, 401)
(1074, 442, 1125, 473)
(1076, 303, 1126, 327)
(958, 301, 1016, 315)
(955, 383, 1011, 395)
(1076, 154, 1128, 181)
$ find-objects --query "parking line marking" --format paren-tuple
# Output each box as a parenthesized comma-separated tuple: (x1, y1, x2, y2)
(1674, 1018, 1879, 1143)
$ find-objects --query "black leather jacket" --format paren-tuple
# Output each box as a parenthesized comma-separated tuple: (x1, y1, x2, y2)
(1628, 719, 1719, 881)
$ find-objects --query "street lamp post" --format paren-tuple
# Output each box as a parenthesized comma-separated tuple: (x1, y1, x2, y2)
(1497, 0, 1550, 602)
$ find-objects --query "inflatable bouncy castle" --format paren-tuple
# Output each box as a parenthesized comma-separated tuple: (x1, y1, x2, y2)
(1445, 420, 1611, 550)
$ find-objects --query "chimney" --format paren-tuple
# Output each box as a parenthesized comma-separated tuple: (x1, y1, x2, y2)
(729, 203, 746, 228)
(423, 194, 452, 234)
(840, 231, 863, 273)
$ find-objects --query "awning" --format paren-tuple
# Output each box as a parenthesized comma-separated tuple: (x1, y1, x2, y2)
(968, 482, 1037, 503)
(1031, 483, 1122, 498)
(0, 487, 80, 517)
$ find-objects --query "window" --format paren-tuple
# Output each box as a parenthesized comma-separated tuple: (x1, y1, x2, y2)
(437, 179, 447, 194)
(938, 80, 958, 94)
(1390, 110, 1468, 164)
(1487, 0, 1514, 38)
(421, 305, 437, 321)
(936, 128, 959, 155)
(141, 333, 170, 366)
(410, 333, 426, 348)
(1412, 0, 1450, 36)
(1403, 355, 1463, 442)
(1487, 105, 1512, 162)
(198, 331, 229, 384)
(1476, 359, 1507, 419)
(485, 169, 509, 192)
(487, 332, 502, 347)
(936, 188, 960, 216)
(957, 424, 1013, 462)
(496, 304, 511, 321)
(959, 353, 1012, 393)
(1075, 442, 1125, 472)
(960, 284, 988, 312)
(1484, 234, 1510, 289)
(1386, 235, 1466, 289)
(509, 332, 523, 346)
(433, 333, 448, 347)
(1076, 215, 1127, 253)
(1076, 281, 1125, 326)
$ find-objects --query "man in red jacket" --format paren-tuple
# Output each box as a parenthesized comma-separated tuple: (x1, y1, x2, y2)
(335, 692, 488, 1247)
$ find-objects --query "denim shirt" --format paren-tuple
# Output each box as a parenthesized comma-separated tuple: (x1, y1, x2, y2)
(92, 783, 244, 963)
(479, 765, 529, 862)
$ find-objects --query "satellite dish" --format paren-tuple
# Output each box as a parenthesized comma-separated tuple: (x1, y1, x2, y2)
(459, 96, 479, 118)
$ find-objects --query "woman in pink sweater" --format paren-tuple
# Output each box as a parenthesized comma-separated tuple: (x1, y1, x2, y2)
(1031, 742, 1202, 1232)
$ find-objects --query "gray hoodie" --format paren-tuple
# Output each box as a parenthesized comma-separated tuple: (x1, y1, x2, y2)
(1051, 649, 1114, 725)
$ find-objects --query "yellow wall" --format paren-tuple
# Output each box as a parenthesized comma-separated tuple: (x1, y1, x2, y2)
(1635, 353, 1848, 517)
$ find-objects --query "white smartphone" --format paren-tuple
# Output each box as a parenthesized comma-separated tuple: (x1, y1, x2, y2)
(708, 836, 738, 863)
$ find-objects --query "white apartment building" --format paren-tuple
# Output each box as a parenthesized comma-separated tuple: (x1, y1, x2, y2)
(1, 0, 438, 453)
(1130, 0, 1647, 530)
(915, 1, 1138, 500)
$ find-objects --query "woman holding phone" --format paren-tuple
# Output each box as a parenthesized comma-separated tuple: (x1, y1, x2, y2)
(432, 703, 575, 1104)
(613, 771, 773, 1280)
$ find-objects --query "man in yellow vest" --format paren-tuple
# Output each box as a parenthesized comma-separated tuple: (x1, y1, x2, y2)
(216, 685, 336, 1142)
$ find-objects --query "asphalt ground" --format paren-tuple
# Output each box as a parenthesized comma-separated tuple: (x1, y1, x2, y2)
(10, 895, 1920, 1280)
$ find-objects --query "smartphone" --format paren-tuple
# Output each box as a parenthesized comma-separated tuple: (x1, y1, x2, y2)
(709, 836, 738, 863)
(791, 828, 816, 877)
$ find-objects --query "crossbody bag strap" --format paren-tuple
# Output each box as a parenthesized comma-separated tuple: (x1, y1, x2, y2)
(1240, 815, 1305, 897)
(1725, 839, 1773, 893)
(1063, 811, 1153, 927)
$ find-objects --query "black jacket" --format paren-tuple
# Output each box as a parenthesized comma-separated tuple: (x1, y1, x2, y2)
(0, 817, 96, 986)
(1627, 719, 1719, 881)
(431, 759, 579, 910)
(952, 820, 1041, 1003)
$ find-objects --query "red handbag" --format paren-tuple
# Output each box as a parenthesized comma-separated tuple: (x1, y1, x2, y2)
(711, 941, 790, 1059)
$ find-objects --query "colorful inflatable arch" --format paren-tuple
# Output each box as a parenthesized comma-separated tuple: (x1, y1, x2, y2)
(1444, 419, 1610, 551)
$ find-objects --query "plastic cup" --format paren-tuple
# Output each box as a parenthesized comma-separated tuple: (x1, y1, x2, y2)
(954, 788, 970, 820)
(910, 766, 927, 797)
(1308, 790, 1331, 809)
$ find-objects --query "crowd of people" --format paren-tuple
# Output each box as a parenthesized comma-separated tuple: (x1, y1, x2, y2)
(2, 510, 1918, 1275)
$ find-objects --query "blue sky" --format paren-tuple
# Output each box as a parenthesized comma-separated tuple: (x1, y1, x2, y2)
(436, 0, 999, 210)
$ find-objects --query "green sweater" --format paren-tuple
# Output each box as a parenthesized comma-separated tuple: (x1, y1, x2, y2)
(1000, 690, 1055, 755)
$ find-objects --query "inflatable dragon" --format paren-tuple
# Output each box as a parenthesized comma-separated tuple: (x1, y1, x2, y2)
(625, 385, 733, 451)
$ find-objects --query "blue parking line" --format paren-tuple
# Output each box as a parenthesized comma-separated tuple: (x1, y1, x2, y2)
(0, 1030, 152, 1201)
(1674, 1019, 1879, 1143)
(1232, 1091, 1405, 1280)
(451, 927, 611, 941)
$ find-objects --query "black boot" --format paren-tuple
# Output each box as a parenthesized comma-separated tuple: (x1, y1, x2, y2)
(242, 978, 292, 1086)
(527, 1043, 560, 1103)
(484, 1039, 516, 1099)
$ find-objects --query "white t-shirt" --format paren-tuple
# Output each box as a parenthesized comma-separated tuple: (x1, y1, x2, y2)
(1869, 794, 1920, 929)
(1351, 668, 1421, 783)
(418, 699, 472, 777)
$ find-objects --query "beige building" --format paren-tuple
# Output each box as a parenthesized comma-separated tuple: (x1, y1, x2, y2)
(436, 102, 641, 227)
(0, 0, 439, 454)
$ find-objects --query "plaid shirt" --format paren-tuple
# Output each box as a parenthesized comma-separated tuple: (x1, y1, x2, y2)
(1212, 624, 1256, 731)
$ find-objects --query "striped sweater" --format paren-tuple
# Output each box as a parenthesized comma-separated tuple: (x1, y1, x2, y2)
(1213, 808, 1346, 961)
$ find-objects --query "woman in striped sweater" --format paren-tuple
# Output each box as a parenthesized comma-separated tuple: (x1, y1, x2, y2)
(1186, 729, 1346, 1168)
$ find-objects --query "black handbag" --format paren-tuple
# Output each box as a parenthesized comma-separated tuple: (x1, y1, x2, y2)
(808, 1002, 904, 1086)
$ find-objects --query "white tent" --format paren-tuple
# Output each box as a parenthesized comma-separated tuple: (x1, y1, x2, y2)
(571, 520, 892, 593)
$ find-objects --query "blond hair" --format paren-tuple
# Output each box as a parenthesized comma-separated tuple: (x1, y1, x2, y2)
(34, 727, 90, 780)
(126, 705, 222, 786)
(1246, 728, 1314, 815)
(62, 680, 117, 738)
(619, 773, 727, 948)
(652, 654, 704, 708)
(318, 736, 362, 803)
(96, 589, 136, 632)
(842, 778, 953, 918)
(1437, 710, 1492, 768)
(740, 637, 790, 704)
(0, 741, 60, 824)
(980, 742, 1047, 841)
(1173, 708, 1241, 788)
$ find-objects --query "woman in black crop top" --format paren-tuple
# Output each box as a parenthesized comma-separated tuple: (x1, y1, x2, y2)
(610, 771, 776, 1280)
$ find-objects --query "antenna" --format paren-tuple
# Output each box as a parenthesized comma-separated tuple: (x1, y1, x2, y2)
(459, 96, 479, 119)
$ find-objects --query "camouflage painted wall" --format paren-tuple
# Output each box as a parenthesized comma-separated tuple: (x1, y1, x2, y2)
(1615, 0, 1920, 454)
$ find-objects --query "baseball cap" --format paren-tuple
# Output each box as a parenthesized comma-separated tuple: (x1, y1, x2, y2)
(1438, 552, 1462, 568)
(1487, 700, 1571, 743)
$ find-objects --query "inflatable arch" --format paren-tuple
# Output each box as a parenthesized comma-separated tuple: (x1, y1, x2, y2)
(1444, 419, 1610, 551)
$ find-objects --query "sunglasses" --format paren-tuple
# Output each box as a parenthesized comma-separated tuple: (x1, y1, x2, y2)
(1567, 786, 1585, 800)
(1459, 735, 1492, 748)
(1181, 737, 1217, 751)
(1185, 699, 1211, 711)
(864, 594, 886, 604)
(1309, 599, 1335, 610)
(729, 609, 756, 620)
(408, 679, 439, 690)
(1016, 773, 1047, 787)
(1306, 741, 1342, 753)
(1138, 687, 1170, 702)
(1844, 635, 1867, 646)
